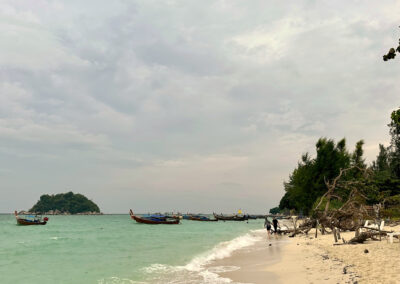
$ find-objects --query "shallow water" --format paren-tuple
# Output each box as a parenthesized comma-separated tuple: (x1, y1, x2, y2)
(0, 214, 265, 283)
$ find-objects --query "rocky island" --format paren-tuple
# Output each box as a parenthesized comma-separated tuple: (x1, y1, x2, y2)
(26, 192, 102, 215)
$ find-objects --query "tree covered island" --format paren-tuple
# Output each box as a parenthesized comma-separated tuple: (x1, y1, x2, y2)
(30, 192, 101, 215)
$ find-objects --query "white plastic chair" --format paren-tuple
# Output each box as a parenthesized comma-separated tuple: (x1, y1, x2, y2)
(360, 220, 384, 233)
(387, 232, 400, 244)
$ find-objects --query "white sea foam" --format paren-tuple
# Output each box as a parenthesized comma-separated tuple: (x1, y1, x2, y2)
(143, 263, 174, 274)
(207, 266, 240, 273)
(183, 229, 263, 271)
(97, 276, 147, 284)
(143, 229, 264, 283)
(198, 270, 233, 283)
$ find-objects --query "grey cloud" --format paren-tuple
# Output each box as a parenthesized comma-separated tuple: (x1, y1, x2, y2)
(1, 0, 400, 213)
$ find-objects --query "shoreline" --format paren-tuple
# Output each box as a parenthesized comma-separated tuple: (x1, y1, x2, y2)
(211, 235, 285, 283)
(211, 226, 400, 284)
(213, 231, 358, 284)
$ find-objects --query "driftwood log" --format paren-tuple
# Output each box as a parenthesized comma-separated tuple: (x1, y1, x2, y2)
(347, 231, 386, 244)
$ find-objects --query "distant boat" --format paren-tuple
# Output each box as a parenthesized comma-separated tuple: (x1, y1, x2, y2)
(189, 215, 218, 222)
(141, 214, 168, 221)
(213, 213, 248, 221)
(14, 211, 48, 225)
(182, 213, 202, 220)
(182, 214, 193, 220)
(129, 210, 180, 225)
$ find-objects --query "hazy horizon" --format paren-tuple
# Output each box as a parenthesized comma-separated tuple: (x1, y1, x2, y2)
(1, 0, 400, 213)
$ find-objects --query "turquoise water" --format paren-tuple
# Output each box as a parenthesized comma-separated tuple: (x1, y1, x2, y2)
(0, 214, 264, 283)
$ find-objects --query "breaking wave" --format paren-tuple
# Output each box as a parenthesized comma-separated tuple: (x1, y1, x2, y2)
(143, 229, 264, 283)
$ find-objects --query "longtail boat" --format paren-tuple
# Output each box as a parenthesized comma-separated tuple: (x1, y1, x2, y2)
(141, 214, 167, 221)
(129, 209, 180, 224)
(213, 213, 248, 221)
(14, 211, 48, 225)
(189, 215, 218, 221)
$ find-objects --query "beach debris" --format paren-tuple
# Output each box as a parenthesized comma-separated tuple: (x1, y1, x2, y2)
(342, 264, 355, 275)
(269, 244, 272, 246)
(322, 254, 329, 260)
(289, 166, 396, 246)
(348, 231, 386, 244)
(364, 249, 369, 253)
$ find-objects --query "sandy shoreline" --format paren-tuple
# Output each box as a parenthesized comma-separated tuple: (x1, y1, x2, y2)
(213, 226, 400, 284)
(210, 235, 285, 283)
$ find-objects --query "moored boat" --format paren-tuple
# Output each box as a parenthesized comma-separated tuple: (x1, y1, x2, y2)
(141, 214, 168, 221)
(129, 209, 180, 224)
(213, 213, 248, 221)
(189, 215, 218, 221)
(14, 211, 48, 225)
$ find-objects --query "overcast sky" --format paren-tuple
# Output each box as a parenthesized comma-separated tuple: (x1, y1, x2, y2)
(1, 0, 400, 213)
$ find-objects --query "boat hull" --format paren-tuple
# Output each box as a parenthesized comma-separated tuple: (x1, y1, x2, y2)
(213, 213, 248, 221)
(189, 216, 218, 221)
(14, 211, 47, 225)
(16, 219, 47, 225)
(129, 210, 179, 224)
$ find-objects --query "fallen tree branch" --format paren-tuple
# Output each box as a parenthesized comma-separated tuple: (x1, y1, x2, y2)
(348, 231, 386, 244)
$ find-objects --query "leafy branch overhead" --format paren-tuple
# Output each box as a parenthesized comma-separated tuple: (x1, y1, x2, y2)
(383, 27, 400, 61)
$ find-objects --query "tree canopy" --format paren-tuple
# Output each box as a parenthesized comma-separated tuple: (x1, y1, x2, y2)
(30, 192, 100, 214)
(278, 107, 400, 217)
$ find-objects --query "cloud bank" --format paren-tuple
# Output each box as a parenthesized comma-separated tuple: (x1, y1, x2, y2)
(1, 0, 400, 213)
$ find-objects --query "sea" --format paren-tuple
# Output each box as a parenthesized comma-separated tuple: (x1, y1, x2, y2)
(0, 214, 267, 284)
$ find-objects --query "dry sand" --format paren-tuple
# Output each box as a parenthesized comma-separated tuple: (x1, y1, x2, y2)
(215, 225, 400, 284)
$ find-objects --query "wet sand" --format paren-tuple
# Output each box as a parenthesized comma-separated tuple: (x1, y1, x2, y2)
(210, 234, 286, 284)
(211, 225, 400, 284)
(212, 231, 357, 283)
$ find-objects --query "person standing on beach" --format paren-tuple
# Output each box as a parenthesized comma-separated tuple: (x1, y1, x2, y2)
(272, 218, 279, 234)
(264, 218, 272, 239)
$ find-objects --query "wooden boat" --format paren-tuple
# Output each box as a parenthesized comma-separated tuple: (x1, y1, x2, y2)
(213, 213, 248, 221)
(129, 210, 180, 224)
(189, 215, 218, 222)
(142, 214, 167, 221)
(14, 211, 48, 225)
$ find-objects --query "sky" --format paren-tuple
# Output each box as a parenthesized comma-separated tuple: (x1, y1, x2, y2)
(1, 0, 400, 213)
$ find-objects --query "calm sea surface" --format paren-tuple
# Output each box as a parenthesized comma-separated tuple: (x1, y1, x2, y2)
(0, 214, 265, 284)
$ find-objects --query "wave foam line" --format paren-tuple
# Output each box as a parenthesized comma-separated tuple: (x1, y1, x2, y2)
(143, 229, 264, 283)
(183, 229, 264, 271)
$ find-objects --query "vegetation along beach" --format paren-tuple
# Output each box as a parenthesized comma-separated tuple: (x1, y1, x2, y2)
(2, 1, 400, 283)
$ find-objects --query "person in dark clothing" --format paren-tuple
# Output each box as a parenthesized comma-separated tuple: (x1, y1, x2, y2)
(264, 218, 272, 239)
(272, 218, 279, 234)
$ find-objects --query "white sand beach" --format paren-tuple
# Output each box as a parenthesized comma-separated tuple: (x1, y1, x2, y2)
(215, 225, 400, 283)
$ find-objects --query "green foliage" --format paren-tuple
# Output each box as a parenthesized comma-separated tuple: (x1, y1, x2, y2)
(381, 207, 400, 218)
(30, 192, 100, 214)
(278, 108, 400, 216)
(352, 140, 366, 169)
(368, 108, 400, 203)
(389, 108, 400, 178)
(312, 196, 344, 212)
(279, 138, 352, 215)
(269, 207, 280, 214)
(372, 144, 390, 172)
